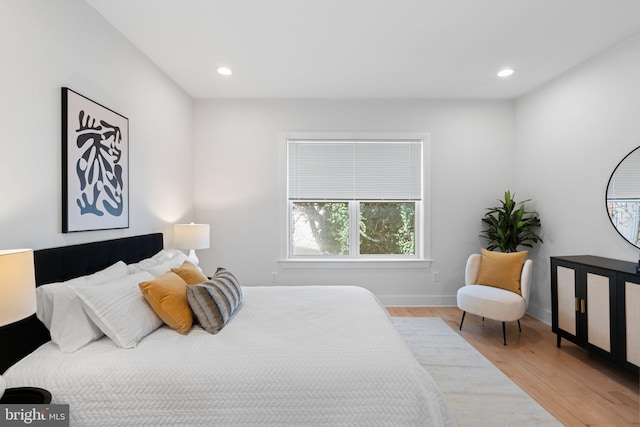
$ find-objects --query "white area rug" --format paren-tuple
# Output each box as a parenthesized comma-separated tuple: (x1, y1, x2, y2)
(393, 317, 562, 426)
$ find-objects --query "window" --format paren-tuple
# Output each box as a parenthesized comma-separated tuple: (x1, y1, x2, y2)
(286, 136, 427, 260)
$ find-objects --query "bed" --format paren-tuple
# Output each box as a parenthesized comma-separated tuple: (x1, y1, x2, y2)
(2, 234, 456, 426)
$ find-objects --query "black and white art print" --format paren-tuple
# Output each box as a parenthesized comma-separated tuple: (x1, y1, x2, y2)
(62, 88, 129, 232)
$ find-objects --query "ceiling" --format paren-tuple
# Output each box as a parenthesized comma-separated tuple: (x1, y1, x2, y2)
(84, 0, 640, 99)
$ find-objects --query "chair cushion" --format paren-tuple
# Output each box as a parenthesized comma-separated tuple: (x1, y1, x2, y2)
(475, 249, 527, 295)
(457, 284, 525, 322)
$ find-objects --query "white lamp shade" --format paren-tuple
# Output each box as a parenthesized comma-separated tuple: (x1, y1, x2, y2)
(174, 224, 210, 250)
(0, 249, 36, 327)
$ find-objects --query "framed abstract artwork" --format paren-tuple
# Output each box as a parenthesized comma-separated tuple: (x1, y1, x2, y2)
(62, 87, 129, 232)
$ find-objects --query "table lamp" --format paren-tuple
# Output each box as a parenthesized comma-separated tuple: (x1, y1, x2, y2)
(174, 223, 210, 265)
(0, 249, 36, 327)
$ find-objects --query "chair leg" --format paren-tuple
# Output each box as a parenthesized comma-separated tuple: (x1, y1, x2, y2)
(459, 311, 466, 330)
(502, 322, 507, 346)
(518, 319, 521, 332)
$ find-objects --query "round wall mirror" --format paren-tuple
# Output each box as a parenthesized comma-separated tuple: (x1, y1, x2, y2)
(606, 145, 640, 249)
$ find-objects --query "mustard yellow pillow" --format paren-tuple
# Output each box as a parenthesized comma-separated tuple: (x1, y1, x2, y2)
(171, 261, 208, 285)
(139, 271, 192, 334)
(475, 249, 527, 295)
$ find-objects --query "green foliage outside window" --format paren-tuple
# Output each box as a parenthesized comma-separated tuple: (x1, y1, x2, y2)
(360, 202, 415, 254)
(292, 202, 349, 255)
(291, 202, 415, 255)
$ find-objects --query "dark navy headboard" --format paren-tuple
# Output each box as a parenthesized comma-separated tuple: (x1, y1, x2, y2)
(0, 233, 164, 374)
(33, 233, 163, 286)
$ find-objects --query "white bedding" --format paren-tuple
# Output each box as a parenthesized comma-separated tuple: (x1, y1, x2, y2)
(5, 286, 456, 426)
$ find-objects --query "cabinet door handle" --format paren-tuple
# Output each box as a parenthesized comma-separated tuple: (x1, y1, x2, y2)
(575, 297, 580, 312)
(580, 299, 586, 314)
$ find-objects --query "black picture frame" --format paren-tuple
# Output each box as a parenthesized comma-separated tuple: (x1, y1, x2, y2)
(61, 87, 129, 233)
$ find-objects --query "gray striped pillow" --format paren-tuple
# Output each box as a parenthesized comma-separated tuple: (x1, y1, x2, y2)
(186, 268, 242, 334)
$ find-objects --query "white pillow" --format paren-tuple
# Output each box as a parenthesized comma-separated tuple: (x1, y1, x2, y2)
(36, 275, 85, 330)
(164, 248, 185, 259)
(145, 251, 189, 277)
(71, 271, 163, 349)
(35, 261, 129, 353)
(162, 248, 202, 267)
(126, 249, 171, 274)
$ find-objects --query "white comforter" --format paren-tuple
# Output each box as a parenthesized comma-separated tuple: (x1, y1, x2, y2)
(5, 286, 456, 426)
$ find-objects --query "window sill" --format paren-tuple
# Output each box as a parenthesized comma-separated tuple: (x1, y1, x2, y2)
(278, 259, 433, 269)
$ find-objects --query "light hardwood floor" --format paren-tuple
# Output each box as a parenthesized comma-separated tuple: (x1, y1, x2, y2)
(387, 307, 640, 427)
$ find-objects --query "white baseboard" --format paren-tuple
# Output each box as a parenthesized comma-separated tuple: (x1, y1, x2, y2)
(525, 303, 552, 325)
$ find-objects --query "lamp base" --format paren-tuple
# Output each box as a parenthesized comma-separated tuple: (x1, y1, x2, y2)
(187, 249, 199, 266)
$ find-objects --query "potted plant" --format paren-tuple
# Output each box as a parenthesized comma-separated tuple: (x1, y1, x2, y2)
(479, 190, 543, 253)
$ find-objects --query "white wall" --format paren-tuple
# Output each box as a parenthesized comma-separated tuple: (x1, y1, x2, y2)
(0, 0, 194, 251)
(515, 33, 640, 322)
(11, 0, 634, 317)
(194, 99, 515, 305)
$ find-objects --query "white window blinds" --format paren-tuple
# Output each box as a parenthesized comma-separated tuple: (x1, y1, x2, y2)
(288, 140, 422, 200)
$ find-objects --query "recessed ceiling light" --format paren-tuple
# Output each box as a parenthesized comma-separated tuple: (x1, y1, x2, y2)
(497, 68, 515, 78)
(217, 67, 232, 76)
